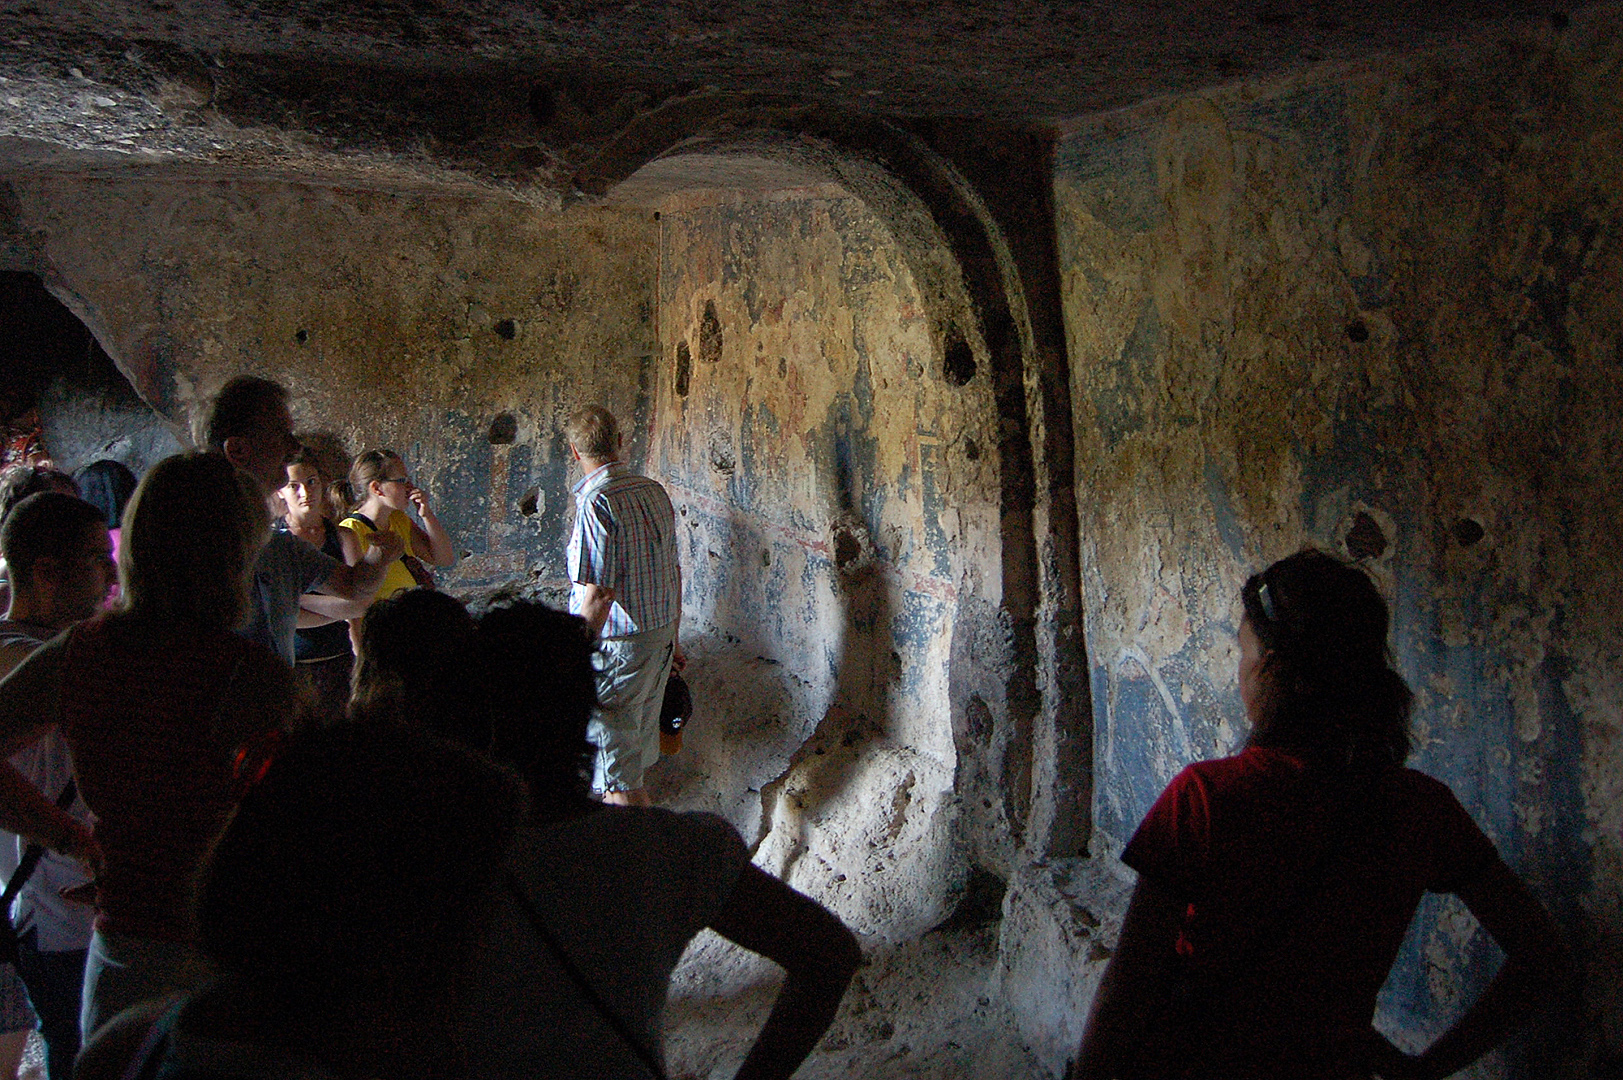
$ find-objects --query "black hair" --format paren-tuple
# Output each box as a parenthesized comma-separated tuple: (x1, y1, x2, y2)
(202, 376, 288, 451)
(475, 600, 599, 820)
(349, 588, 485, 748)
(0, 492, 105, 587)
(1240, 547, 1412, 772)
(73, 459, 138, 531)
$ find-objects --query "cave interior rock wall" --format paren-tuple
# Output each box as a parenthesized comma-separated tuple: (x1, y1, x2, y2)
(0, 4, 1619, 1076)
(1055, 12, 1622, 1077)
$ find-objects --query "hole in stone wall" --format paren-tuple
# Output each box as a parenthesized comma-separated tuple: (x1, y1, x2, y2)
(487, 412, 517, 444)
(1345, 511, 1388, 559)
(493, 318, 517, 340)
(294, 328, 309, 344)
(709, 439, 734, 474)
(518, 486, 540, 517)
(698, 300, 723, 364)
(834, 529, 861, 568)
(675, 339, 692, 397)
(931, 865, 1008, 932)
(943, 323, 976, 385)
(1453, 517, 1485, 547)
(1346, 320, 1370, 343)
(963, 438, 980, 461)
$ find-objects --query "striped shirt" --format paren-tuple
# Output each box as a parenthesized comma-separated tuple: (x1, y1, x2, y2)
(567, 461, 680, 638)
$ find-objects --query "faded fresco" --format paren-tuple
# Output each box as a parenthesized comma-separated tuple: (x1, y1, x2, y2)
(652, 189, 1000, 941)
(2, 176, 659, 592)
(1058, 16, 1620, 1075)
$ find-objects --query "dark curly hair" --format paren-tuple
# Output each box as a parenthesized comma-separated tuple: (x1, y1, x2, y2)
(1240, 548, 1412, 772)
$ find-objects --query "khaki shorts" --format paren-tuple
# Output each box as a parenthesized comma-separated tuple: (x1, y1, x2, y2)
(588, 621, 677, 793)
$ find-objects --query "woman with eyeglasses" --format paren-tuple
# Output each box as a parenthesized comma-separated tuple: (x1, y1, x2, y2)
(337, 450, 454, 628)
(1070, 548, 1571, 1080)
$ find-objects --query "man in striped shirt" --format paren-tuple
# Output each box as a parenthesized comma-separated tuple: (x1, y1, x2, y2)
(565, 405, 682, 807)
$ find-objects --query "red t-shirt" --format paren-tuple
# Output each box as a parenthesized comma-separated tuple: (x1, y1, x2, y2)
(1122, 746, 1499, 1076)
(60, 617, 280, 943)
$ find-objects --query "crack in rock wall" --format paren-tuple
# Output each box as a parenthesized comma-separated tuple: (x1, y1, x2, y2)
(1056, 7, 1622, 1074)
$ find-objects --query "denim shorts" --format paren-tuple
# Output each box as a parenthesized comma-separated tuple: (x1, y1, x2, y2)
(588, 621, 677, 793)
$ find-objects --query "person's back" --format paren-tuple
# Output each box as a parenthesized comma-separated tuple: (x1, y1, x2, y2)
(1072, 549, 1570, 1080)
(0, 453, 293, 1036)
(75, 722, 527, 1080)
(60, 615, 272, 943)
(1123, 746, 1501, 1076)
(462, 807, 750, 1078)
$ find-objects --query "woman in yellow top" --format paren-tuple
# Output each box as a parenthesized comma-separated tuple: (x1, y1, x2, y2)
(338, 451, 455, 645)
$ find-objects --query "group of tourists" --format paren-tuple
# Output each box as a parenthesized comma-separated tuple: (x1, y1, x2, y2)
(0, 377, 858, 1079)
(0, 371, 1575, 1079)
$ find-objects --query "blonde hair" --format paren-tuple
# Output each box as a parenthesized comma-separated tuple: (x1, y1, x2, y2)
(565, 406, 619, 461)
(344, 449, 403, 511)
(121, 453, 268, 630)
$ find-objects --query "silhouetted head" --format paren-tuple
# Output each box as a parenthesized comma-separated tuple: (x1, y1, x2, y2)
(1239, 548, 1412, 772)
(349, 588, 482, 746)
(73, 459, 138, 531)
(198, 722, 524, 1065)
(476, 600, 599, 819)
(120, 452, 268, 630)
(203, 376, 300, 491)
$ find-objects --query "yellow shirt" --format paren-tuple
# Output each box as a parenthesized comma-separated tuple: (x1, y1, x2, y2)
(337, 510, 420, 601)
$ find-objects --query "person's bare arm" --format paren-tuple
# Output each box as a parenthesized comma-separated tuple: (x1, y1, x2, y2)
(576, 583, 615, 636)
(319, 528, 404, 601)
(705, 864, 861, 1080)
(298, 592, 369, 625)
(406, 488, 455, 566)
(1069, 875, 1185, 1080)
(0, 641, 100, 873)
(1358, 859, 1573, 1079)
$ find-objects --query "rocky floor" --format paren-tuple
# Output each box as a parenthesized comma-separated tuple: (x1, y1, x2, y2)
(665, 923, 1051, 1080)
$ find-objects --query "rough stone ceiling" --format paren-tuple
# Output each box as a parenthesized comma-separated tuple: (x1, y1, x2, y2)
(0, 1, 1580, 199)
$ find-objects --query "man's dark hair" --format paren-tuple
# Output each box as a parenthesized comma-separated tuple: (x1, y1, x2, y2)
(202, 376, 289, 451)
(0, 465, 78, 525)
(350, 589, 483, 745)
(0, 492, 104, 588)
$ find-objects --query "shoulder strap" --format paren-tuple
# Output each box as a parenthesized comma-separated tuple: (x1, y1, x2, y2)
(502, 871, 668, 1080)
(340, 513, 376, 532)
(2, 778, 80, 907)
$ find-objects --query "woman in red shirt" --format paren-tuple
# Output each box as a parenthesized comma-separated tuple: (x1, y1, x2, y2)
(0, 453, 291, 1038)
(1072, 548, 1570, 1080)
